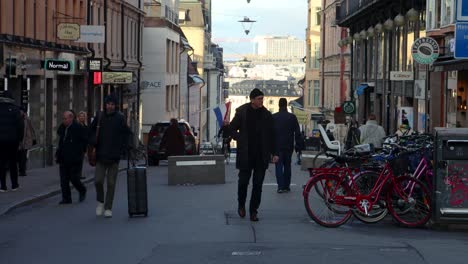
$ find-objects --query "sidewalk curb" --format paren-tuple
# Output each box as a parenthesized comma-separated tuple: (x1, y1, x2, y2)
(0, 167, 127, 216)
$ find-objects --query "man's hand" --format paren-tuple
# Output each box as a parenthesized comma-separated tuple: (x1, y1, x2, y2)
(272, 155, 279, 163)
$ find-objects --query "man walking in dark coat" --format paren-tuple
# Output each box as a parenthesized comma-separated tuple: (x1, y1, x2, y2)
(230, 88, 279, 221)
(89, 95, 130, 218)
(56, 111, 87, 204)
(0, 91, 24, 192)
(272, 98, 302, 193)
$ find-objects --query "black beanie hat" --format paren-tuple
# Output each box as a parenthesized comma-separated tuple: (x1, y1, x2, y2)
(279, 98, 287, 108)
(249, 88, 264, 99)
(104, 94, 118, 104)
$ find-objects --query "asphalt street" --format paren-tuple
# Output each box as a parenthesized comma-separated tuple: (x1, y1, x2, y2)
(1, 159, 468, 264)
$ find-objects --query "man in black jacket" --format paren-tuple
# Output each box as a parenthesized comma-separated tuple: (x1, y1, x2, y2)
(56, 111, 87, 204)
(272, 98, 302, 193)
(0, 91, 24, 192)
(89, 95, 130, 218)
(230, 88, 279, 221)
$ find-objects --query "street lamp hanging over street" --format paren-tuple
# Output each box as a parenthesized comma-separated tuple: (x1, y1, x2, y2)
(238, 17, 256, 35)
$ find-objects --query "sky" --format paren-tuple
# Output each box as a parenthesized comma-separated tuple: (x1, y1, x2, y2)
(211, 0, 308, 60)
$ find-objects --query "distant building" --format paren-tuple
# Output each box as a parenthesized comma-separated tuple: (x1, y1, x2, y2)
(254, 36, 306, 59)
(228, 80, 301, 117)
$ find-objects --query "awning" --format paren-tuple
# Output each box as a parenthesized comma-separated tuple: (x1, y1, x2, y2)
(181, 37, 192, 50)
(356, 83, 369, 96)
(432, 58, 468, 72)
(188, 74, 205, 86)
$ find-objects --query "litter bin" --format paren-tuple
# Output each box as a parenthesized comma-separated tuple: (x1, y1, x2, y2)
(432, 128, 468, 224)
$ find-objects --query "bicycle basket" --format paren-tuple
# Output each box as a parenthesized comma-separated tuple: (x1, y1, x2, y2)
(390, 153, 410, 176)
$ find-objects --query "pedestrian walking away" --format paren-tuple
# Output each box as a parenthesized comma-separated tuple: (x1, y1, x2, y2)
(359, 113, 386, 149)
(272, 98, 302, 193)
(159, 118, 185, 157)
(55, 111, 87, 204)
(17, 106, 37, 177)
(218, 120, 232, 155)
(230, 88, 279, 222)
(89, 94, 131, 218)
(0, 91, 24, 192)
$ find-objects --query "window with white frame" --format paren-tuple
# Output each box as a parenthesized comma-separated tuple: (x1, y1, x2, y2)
(313, 80, 320, 106)
(441, 0, 455, 26)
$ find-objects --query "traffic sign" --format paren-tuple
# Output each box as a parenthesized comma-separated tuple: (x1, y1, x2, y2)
(455, 22, 468, 59)
(342, 101, 356, 115)
(457, 0, 468, 21)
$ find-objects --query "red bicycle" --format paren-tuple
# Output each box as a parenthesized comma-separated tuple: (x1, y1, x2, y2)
(303, 152, 432, 228)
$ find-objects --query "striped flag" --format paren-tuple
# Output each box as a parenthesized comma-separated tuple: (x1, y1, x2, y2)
(213, 102, 232, 127)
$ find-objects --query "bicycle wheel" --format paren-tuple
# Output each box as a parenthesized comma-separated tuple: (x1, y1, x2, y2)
(351, 171, 389, 224)
(312, 150, 327, 168)
(386, 176, 431, 228)
(304, 174, 352, 227)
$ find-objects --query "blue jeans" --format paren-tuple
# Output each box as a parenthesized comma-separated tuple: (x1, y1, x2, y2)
(275, 150, 292, 190)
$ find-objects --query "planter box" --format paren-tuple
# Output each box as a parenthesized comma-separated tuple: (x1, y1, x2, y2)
(168, 155, 225, 185)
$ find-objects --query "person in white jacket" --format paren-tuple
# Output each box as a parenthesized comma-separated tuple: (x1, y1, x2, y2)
(359, 114, 386, 148)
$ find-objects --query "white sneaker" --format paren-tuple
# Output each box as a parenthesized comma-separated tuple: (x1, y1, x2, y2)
(96, 202, 104, 216)
(104, 210, 112, 218)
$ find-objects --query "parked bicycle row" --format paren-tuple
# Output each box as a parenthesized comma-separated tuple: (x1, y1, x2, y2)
(303, 133, 435, 228)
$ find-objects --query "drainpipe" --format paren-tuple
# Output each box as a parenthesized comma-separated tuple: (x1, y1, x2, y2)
(137, 1, 143, 135)
(320, 0, 326, 110)
(178, 42, 188, 119)
(87, 0, 95, 123)
(121, 3, 127, 70)
(103, 0, 110, 70)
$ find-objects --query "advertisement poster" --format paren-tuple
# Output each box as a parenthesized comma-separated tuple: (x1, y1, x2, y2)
(398, 107, 414, 128)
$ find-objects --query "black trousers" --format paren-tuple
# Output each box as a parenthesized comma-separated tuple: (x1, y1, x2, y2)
(59, 163, 86, 202)
(17, 149, 28, 175)
(238, 165, 266, 213)
(0, 143, 19, 190)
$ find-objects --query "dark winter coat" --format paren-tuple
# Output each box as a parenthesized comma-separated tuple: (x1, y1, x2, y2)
(230, 103, 278, 170)
(56, 121, 87, 165)
(160, 124, 185, 156)
(0, 97, 24, 144)
(89, 111, 130, 163)
(272, 108, 301, 152)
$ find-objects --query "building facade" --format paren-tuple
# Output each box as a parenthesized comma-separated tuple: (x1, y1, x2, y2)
(255, 36, 306, 59)
(303, 0, 322, 134)
(141, 0, 183, 142)
(321, 0, 351, 121)
(0, 0, 144, 167)
(427, 0, 467, 129)
(337, 0, 427, 133)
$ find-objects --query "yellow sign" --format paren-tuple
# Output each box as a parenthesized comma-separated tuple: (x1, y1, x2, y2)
(57, 23, 80, 40)
(102, 72, 133, 84)
(293, 108, 310, 125)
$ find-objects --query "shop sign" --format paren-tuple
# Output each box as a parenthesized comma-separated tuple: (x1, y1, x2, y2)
(76, 25, 105, 43)
(455, 22, 468, 59)
(57, 23, 80, 41)
(390, 71, 414, 81)
(456, 0, 468, 21)
(411, 37, 439, 65)
(414, 80, 426, 100)
(88, 58, 102, 71)
(342, 101, 356, 115)
(102, 72, 133, 84)
(44, 59, 72, 71)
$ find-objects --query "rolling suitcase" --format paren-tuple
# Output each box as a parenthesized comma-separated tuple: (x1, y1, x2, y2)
(127, 165, 148, 217)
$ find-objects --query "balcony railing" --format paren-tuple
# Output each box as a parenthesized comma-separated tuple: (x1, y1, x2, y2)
(337, 0, 379, 25)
